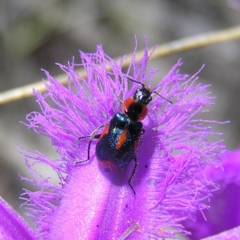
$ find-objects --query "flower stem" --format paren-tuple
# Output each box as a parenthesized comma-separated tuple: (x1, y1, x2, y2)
(1, 25, 240, 105)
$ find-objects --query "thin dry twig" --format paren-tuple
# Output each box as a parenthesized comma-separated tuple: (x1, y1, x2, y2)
(1, 25, 240, 105)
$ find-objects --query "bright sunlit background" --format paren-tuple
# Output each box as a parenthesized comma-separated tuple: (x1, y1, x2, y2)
(0, 0, 240, 237)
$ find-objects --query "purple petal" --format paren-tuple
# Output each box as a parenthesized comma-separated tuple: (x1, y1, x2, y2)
(185, 148, 240, 239)
(202, 226, 240, 240)
(0, 197, 36, 240)
(205, 148, 240, 185)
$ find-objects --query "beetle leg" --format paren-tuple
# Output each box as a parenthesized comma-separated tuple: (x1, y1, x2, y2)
(128, 155, 138, 195)
(75, 124, 105, 164)
(140, 128, 145, 135)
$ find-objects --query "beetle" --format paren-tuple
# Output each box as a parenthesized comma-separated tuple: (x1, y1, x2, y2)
(76, 77, 171, 194)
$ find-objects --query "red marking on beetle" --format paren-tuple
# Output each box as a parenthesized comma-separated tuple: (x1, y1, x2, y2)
(122, 97, 148, 121)
(137, 105, 147, 121)
(122, 97, 134, 113)
(115, 128, 128, 150)
(98, 160, 118, 170)
(99, 123, 110, 141)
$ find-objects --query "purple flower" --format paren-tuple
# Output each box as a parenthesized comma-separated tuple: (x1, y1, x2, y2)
(185, 148, 240, 239)
(20, 40, 226, 239)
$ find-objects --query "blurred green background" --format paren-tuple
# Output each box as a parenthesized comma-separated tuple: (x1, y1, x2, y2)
(0, 0, 240, 233)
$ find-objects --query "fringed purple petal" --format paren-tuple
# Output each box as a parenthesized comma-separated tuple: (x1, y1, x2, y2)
(0, 197, 36, 240)
(185, 148, 240, 239)
(21, 40, 226, 239)
(205, 148, 240, 185)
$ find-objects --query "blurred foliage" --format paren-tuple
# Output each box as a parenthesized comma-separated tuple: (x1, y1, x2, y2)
(3, 1, 69, 57)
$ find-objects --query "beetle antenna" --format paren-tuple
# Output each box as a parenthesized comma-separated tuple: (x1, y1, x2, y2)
(126, 76, 172, 104)
(126, 77, 145, 88)
(152, 91, 172, 104)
